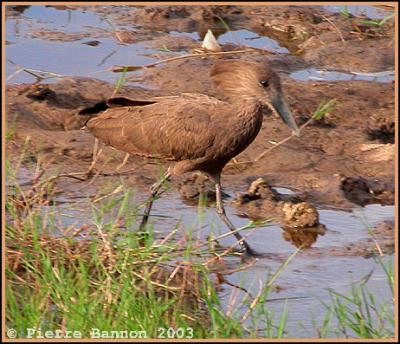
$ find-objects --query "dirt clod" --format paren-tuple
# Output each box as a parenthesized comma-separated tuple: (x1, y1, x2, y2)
(340, 176, 394, 206)
(279, 202, 319, 228)
(235, 178, 279, 204)
(178, 173, 229, 204)
(366, 112, 395, 144)
(234, 178, 326, 248)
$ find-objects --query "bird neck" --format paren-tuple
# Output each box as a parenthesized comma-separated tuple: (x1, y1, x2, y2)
(234, 98, 263, 120)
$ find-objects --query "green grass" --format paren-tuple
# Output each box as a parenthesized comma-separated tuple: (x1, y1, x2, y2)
(5, 120, 16, 141)
(113, 66, 128, 95)
(340, 6, 351, 18)
(157, 45, 172, 53)
(339, 6, 394, 34)
(5, 182, 240, 339)
(358, 14, 395, 28)
(322, 256, 394, 338)
(4, 157, 396, 339)
(217, 15, 240, 47)
(312, 98, 336, 121)
(339, 6, 395, 28)
(4, 158, 289, 339)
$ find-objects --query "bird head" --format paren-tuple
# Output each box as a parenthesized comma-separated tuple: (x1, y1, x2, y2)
(210, 60, 300, 137)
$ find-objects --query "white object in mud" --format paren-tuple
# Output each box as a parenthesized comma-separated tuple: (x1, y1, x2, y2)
(201, 29, 222, 52)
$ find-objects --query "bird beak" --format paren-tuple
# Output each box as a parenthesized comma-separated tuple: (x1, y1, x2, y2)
(271, 95, 300, 137)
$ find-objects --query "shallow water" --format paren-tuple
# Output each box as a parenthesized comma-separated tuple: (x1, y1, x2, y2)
(139, 190, 395, 337)
(6, 6, 288, 85)
(290, 68, 395, 83)
(5, 6, 157, 84)
(6, 5, 393, 85)
(45, 182, 394, 337)
(323, 5, 393, 19)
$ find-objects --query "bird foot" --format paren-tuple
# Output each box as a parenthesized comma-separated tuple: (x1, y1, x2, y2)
(239, 244, 264, 259)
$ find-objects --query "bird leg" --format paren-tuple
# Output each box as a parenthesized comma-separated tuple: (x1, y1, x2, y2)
(116, 153, 130, 171)
(138, 171, 171, 231)
(213, 176, 258, 257)
(86, 137, 104, 178)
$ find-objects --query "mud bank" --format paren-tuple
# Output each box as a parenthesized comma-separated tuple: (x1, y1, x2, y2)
(6, 73, 395, 209)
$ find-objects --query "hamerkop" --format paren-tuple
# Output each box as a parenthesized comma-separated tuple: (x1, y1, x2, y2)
(85, 60, 300, 256)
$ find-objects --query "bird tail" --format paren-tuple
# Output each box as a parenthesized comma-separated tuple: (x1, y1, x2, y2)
(79, 97, 158, 127)
(79, 97, 156, 128)
(79, 101, 109, 128)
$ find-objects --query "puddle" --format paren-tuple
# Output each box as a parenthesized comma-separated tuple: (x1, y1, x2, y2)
(145, 191, 394, 337)
(31, 179, 394, 256)
(68, 179, 387, 337)
(217, 29, 289, 54)
(5, 6, 158, 85)
(272, 187, 296, 195)
(6, 5, 393, 86)
(5, 6, 288, 86)
(323, 5, 393, 20)
(40, 186, 394, 337)
(225, 254, 393, 338)
(10, 6, 110, 34)
(290, 68, 394, 83)
(168, 28, 289, 54)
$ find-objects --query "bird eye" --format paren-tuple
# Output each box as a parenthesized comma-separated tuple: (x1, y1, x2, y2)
(260, 80, 269, 87)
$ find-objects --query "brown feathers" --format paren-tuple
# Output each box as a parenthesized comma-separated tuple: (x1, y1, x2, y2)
(86, 60, 294, 176)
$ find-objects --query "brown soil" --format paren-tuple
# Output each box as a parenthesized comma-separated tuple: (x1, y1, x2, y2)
(178, 172, 229, 205)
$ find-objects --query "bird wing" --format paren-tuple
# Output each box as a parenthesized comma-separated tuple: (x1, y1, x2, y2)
(87, 94, 227, 161)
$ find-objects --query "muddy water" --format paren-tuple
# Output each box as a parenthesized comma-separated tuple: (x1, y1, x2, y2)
(290, 68, 394, 83)
(48, 186, 395, 337)
(6, 6, 157, 84)
(111, 189, 394, 337)
(31, 176, 394, 337)
(5, 6, 288, 85)
(5, 4, 395, 338)
(323, 5, 393, 19)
